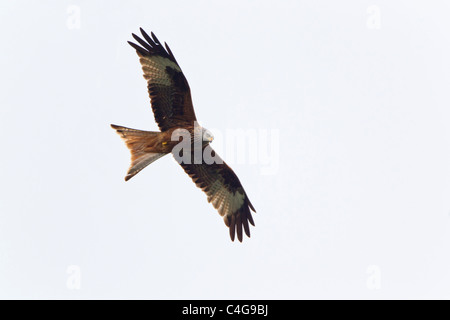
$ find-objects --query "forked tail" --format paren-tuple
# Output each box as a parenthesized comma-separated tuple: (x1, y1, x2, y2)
(111, 124, 167, 181)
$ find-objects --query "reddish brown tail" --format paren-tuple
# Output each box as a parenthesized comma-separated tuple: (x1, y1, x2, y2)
(111, 124, 167, 181)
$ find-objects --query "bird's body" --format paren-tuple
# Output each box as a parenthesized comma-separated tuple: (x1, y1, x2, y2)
(111, 28, 256, 242)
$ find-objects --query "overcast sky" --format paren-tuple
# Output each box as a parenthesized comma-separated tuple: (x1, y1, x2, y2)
(1, 0, 450, 299)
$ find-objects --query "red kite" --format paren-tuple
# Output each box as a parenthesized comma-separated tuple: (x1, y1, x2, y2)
(111, 28, 256, 242)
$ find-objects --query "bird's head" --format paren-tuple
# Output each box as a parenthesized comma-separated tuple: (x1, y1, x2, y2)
(202, 128, 214, 143)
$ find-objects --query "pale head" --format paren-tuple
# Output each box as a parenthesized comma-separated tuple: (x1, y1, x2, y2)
(202, 128, 214, 143)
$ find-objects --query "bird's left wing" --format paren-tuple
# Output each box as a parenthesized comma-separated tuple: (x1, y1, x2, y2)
(128, 28, 197, 131)
(177, 145, 256, 242)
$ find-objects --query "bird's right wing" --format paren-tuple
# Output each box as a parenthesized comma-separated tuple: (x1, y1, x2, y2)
(177, 145, 256, 242)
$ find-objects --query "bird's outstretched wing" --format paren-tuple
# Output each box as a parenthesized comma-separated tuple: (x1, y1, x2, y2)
(177, 145, 256, 242)
(128, 28, 197, 131)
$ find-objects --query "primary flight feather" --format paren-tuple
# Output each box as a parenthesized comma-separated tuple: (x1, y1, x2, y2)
(111, 28, 256, 242)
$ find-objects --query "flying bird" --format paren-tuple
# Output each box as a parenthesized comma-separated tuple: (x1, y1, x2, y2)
(111, 28, 256, 242)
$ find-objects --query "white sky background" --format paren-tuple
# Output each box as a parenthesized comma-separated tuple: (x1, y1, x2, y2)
(1, 0, 450, 299)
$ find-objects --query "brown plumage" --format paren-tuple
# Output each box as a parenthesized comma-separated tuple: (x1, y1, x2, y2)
(111, 28, 256, 242)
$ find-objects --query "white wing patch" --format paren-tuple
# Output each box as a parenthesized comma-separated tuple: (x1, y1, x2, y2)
(139, 55, 181, 86)
(207, 180, 245, 217)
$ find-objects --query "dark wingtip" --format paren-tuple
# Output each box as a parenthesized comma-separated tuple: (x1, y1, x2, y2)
(229, 215, 236, 241)
(139, 27, 150, 42)
(236, 214, 243, 242)
(150, 31, 161, 44)
(243, 212, 251, 238)
(140, 27, 150, 39)
(131, 33, 139, 42)
(164, 42, 170, 52)
(128, 28, 178, 64)
(139, 28, 156, 47)
(224, 208, 254, 242)
(127, 41, 147, 55)
(248, 210, 255, 226)
(164, 42, 178, 65)
(248, 199, 256, 213)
